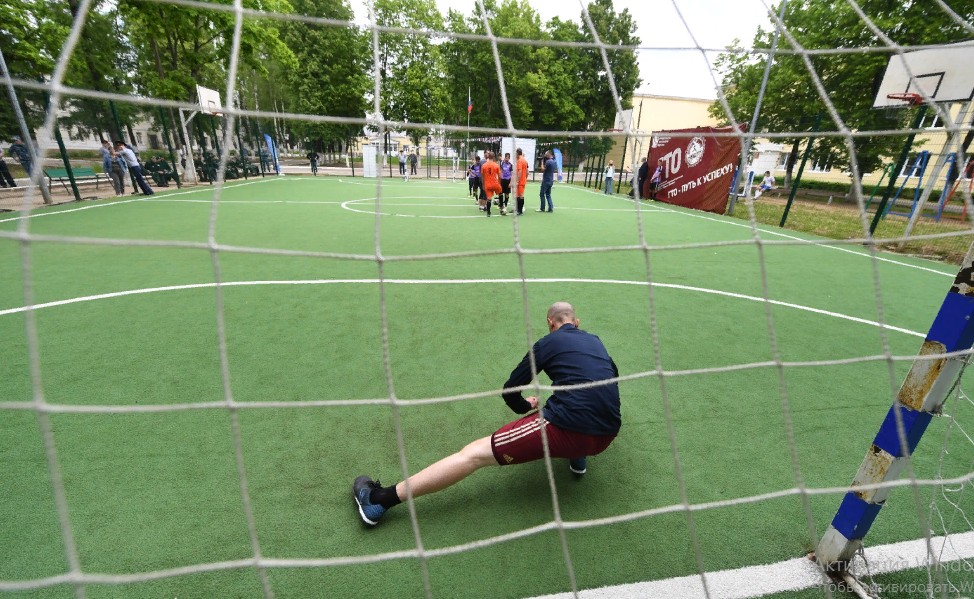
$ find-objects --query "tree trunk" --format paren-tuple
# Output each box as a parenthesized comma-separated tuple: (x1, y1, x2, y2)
(784, 140, 800, 189)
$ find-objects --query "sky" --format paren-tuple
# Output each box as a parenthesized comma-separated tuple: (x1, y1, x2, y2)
(350, 0, 777, 100)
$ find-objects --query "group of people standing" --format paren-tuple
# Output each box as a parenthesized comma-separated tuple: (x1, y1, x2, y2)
(633, 157, 666, 201)
(0, 136, 156, 196)
(398, 149, 418, 178)
(99, 139, 155, 196)
(463, 149, 670, 215)
(601, 157, 669, 201)
(466, 149, 557, 217)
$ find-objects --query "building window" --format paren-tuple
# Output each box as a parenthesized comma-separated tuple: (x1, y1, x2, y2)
(136, 132, 144, 145)
(148, 133, 161, 150)
(900, 154, 924, 177)
(809, 152, 834, 173)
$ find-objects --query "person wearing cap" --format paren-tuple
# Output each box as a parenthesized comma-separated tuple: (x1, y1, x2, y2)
(8, 136, 33, 177)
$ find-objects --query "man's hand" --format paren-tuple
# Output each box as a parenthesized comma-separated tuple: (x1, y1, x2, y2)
(525, 396, 539, 410)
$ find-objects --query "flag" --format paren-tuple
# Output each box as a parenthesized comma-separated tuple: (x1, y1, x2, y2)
(467, 87, 472, 114)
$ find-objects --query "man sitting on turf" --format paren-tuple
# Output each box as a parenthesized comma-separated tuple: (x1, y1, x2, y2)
(353, 301, 622, 527)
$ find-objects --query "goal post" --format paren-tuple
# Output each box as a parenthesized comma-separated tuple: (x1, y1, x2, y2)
(815, 240, 974, 568)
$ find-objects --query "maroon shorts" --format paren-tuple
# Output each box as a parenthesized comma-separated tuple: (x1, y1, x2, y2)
(490, 413, 616, 466)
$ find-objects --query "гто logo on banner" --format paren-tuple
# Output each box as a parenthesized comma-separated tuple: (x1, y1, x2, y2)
(685, 136, 705, 167)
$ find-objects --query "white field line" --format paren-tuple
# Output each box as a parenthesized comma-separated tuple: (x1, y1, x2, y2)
(634, 196, 953, 278)
(146, 199, 346, 204)
(532, 185, 955, 278)
(526, 531, 974, 599)
(0, 177, 279, 224)
(336, 178, 460, 190)
(2, 183, 959, 597)
(4, 178, 951, 278)
(0, 278, 926, 338)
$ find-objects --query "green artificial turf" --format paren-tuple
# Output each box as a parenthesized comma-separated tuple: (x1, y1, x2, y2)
(1, 177, 972, 598)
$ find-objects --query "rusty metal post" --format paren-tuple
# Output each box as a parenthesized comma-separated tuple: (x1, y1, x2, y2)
(816, 240, 974, 567)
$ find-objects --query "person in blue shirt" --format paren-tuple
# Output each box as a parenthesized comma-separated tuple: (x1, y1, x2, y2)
(8, 136, 33, 178)
(537, 150, 556, 212)
(353, 301, 621, 527)
(100, 139, 124, 195)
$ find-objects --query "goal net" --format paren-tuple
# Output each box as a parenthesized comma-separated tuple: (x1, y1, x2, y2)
(2, 1, 974, 598)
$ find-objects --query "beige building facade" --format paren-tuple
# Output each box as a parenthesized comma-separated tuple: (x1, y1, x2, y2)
(609, 94, 721, 176)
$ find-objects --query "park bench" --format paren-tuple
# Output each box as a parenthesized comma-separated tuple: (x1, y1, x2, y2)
(144, 159, 177, 187)
(44, 167, 110, 194)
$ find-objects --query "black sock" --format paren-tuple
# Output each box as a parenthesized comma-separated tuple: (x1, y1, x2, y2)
(370, 485, 402, 509)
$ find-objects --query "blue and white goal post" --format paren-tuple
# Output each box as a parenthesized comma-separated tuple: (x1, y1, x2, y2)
(816, 242, 974, 568)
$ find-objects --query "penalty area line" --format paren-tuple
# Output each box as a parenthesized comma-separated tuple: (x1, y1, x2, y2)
(0, 278, 927, 338)
(526, 531, 974, 599)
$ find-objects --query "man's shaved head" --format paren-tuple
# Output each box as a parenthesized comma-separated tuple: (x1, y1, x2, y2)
(547, 302, 576, 326)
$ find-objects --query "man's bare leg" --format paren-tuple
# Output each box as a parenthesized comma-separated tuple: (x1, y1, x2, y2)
(396, 436, 497, 500)
(354, 436, 498, 526)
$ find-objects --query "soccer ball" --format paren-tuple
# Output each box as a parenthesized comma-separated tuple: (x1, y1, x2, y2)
(501, 209, 507, 216)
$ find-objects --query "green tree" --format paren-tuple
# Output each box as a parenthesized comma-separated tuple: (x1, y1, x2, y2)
(0, 0, 66, 134)
(440, 7, 493, 133)
(441, 0, 639, 136)
(59, 0, 140, 141)
(576, 0, 640, 130)
(282, 0, 370, 149)
(372, 0, 448, 145)
(119, 0, 295, 105)
(710, 0, 974, 183)
(542, 17, 588, 131)
(116, 0, 296, 153)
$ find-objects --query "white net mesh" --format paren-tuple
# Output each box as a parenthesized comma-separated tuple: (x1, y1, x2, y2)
(2, 1, 974, 598)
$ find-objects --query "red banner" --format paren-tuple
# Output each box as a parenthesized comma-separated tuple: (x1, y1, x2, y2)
(645, 126, 743, 214)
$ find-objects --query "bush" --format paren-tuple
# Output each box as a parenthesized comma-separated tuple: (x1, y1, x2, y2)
(796, 179, 852, 193)
(789, 178, 943, 201)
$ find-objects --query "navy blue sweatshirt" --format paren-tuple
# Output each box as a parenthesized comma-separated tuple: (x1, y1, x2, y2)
(502, 323, 621, 436)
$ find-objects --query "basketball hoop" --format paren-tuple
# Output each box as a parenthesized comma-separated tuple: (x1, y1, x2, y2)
(883, 92, 924, 119)
(886, 92, 924, 106)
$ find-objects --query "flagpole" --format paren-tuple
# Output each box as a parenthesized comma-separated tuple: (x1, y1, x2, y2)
(466, 85, 471, 160)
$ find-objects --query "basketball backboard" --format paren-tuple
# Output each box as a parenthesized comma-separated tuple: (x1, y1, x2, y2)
(873, 41, 974, 108)
(613, 108, 633, 131)
(196, 85, 223, 115)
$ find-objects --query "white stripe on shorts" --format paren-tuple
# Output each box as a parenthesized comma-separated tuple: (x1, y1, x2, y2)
(493, 419, 540, 443)
(494, 419, 548, 446)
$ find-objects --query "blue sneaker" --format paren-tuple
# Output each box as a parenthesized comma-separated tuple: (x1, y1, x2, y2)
(353, 476, 386, 527)
(569, 457, 587, 477)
